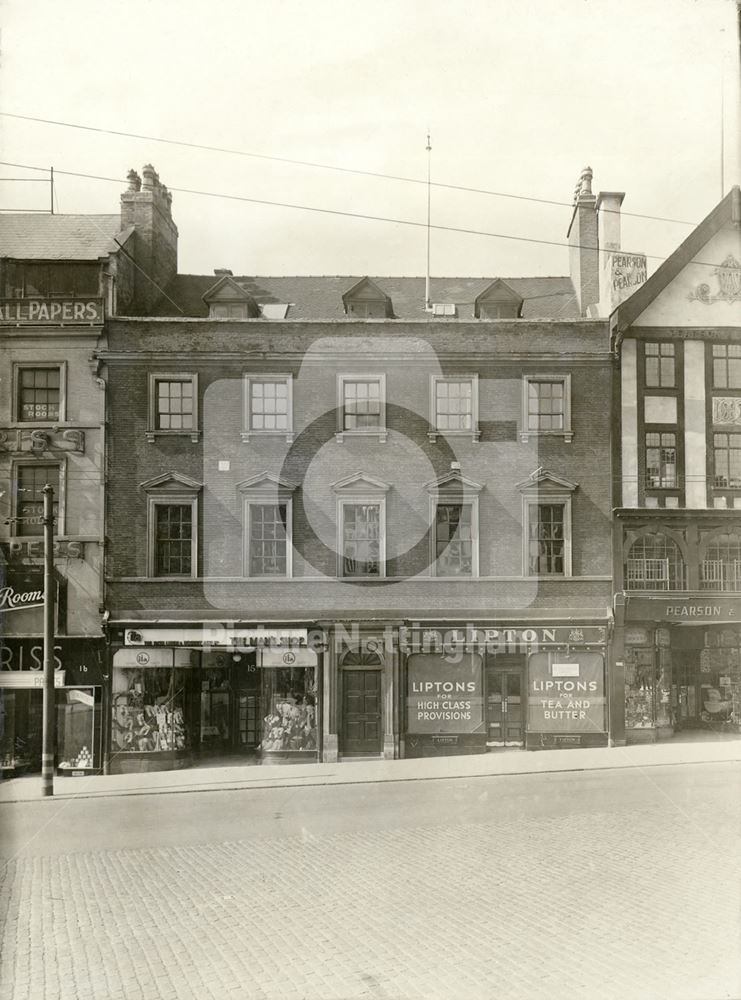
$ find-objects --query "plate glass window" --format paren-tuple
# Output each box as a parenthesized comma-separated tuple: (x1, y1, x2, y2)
(528, 504, 564, 576)
(435, 380, 473, 431)
(155, 379, 193, 431)
(713, 433, 741, 488)
(249, 503, 288, 576)
(644, 343, 675, 388)
(250, 380, 289, 432)
(713, 345, 741, 389)
(435, 503, 473, 575)
(527, 380, 564, 431)
(155, 504, 193, 576)
(646, 432, 677, 487)
(16, 464, 59, 536)
(18, 367, 60, 421)
(343, 380, 382, 431)
(342, 503, 381, 576)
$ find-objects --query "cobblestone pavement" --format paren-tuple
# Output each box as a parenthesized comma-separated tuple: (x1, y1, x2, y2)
(1, 773, 740, 1000)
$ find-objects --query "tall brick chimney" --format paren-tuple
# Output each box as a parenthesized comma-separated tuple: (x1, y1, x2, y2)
(120, 164, 178, 312)
(567, 166, 599, 316)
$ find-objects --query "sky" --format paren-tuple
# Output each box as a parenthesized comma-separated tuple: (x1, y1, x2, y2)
(0, 0, 738, 279)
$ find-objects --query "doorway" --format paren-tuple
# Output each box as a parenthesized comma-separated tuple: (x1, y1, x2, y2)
(486, 660, 524, 748)
(342, 669, 383, 755)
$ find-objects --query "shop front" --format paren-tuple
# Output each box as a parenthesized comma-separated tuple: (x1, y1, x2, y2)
(106, 624, 320, 773)
(400, 622, 609, 757)
(0, 637, 105, 776)
(620, 596, 741, 743)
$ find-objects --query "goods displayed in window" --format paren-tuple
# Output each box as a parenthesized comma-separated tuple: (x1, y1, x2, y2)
(624, 647, 656, 728)
(259, 667, 317, 752)
(111, 668, 188, 753)
(57, 687, 99, 771)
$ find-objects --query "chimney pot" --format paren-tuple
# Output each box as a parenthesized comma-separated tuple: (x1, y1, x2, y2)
(126, 169, 141, 192)
(214, 268, 233, 277)
(141, 164, 156, 190)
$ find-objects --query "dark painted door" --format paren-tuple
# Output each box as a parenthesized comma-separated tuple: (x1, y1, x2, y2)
(486, 670, 524, 747)
(342, 669, 382, 755)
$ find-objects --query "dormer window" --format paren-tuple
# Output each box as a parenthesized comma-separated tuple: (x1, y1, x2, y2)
(474, 279, 523, 320)
(342, 277, 393, 319)
(202, 275, 259, 319)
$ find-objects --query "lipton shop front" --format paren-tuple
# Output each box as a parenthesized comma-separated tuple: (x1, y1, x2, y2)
(400, 622, 610, 757)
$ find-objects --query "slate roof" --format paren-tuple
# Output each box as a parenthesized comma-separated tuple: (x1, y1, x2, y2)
(152, 274, 579, 320)
(0, 214, 133, 261)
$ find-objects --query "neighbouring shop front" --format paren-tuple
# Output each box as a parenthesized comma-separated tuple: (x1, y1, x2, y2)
(0, 637, 106, 776)
(106, 624, 320, 773)
(620, 596, 741, 742)
(399, 622, 610, 757)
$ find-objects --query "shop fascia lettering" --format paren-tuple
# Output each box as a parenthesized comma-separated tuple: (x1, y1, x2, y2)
(400, 624, 606, 651)
(124, 626, 309, 647)
(0, 583, 43, 612)
(0, 299, 102, 323)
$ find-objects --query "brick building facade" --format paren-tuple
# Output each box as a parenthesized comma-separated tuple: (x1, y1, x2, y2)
(100, 167, 626, 770)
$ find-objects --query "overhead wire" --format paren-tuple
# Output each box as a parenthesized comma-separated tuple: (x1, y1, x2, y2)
(0, 110, 699, 227)
(0, 159, 722, 273)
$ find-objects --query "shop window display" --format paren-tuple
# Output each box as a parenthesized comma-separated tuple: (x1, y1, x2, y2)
(111, 668, 189, 755)
(57, 687, 100, 772)
(624, 647, 656, 728)
(259, 667, 317, 753)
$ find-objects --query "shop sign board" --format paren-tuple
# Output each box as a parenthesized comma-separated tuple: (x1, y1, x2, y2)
(112, 648, 194, 668)
(0, 638, 104, 685)
(0, 577, 44, 613)
(2, 539, 84, 561)
(527, 652, 606, 734)
(261, 647, 317, 667)
(123, 626, 308, 647)
(626, 596, 741, 622)
(406, 652, 485, 734)
(0, 297, 103, 324)
(0, 670, 65, 689)
(400, 624, 607, 651)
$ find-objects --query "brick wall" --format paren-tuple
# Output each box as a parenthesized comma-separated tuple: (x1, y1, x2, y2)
(104, 318, 613, 618)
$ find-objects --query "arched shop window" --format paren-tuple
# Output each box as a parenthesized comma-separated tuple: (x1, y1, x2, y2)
(340, 647, 383, 667)
(625, 532, 686, 591)
(701, 532, 741, 592)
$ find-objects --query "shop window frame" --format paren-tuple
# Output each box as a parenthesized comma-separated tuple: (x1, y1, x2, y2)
(11, 458, 65, 536)
(146, 373, 199, 443)
(12, 362, 67, 424)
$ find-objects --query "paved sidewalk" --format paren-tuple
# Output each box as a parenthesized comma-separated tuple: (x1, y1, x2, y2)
(2, 735, 740, 804)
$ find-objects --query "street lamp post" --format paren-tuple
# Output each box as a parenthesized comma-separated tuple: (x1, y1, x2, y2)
(41, 483, 56, 797)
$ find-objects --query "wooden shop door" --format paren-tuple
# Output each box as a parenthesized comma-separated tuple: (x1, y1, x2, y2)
(487, 668, 524, 748)
(342, 669, 383, 755)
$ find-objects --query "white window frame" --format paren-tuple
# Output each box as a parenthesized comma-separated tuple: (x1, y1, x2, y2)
(337, 495, 386, 579)
(209, 303, 250, 319)
(146, 373, 199, 443)
(336, 373, 387, 443)
(429, 494, 479, 578)
(520, 373, 573, 443)
(242, 496, 293, 579)
(428, 374, 481, 442)
(241, 374, 294, 443)
(522, 496, 572, 579)
(11, 458, 66, 536)
(12, 361, 67, 424)
(147, 494, 198, 579)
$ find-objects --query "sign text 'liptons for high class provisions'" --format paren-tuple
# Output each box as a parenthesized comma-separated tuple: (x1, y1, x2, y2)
(406, 652, 485, 734)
